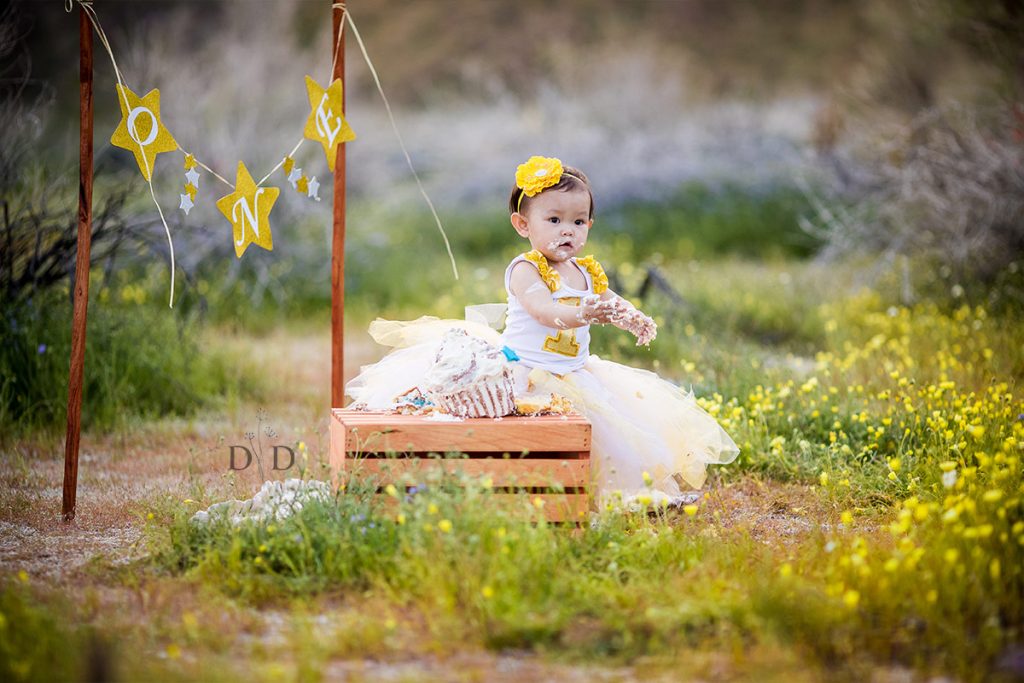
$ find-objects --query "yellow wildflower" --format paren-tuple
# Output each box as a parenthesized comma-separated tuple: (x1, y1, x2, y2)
(982, 489, 1002, 503)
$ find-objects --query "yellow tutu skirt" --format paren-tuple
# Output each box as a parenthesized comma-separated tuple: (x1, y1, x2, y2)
(346, 317, 740, 503)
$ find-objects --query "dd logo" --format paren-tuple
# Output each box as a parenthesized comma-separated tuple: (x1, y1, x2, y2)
(229, 445, 295, 471)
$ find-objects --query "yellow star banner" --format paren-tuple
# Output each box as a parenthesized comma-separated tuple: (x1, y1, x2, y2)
(110, 85, 178, 181)
(215, 162, 280, 258)
(303, 76, 355, 172)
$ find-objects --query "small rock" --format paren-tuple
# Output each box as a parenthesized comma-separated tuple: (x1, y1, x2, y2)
(190, 479, 332, 526)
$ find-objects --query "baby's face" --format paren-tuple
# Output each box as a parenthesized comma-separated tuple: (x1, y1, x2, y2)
(512, 188, 593, 262)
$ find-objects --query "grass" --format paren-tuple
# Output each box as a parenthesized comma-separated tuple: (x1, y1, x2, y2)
(2, 185, 1023, 681)
(126, 258, 1021, 680)
(2, 291, 1020, 678)
(0, 284, 267, 437)
(0, 576, 84, 682)
(151, 481, 766, 661)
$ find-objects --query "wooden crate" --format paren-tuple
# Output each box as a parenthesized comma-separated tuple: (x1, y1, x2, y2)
(329, 409, 592, 522)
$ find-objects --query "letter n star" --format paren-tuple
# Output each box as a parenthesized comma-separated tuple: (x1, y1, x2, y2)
(215, 162, 279, 258)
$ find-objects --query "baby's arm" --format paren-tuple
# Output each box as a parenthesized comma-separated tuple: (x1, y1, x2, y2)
(581, 289, 658, 346)
(509, 262, 594, 330)
(509, 263, 657, 344)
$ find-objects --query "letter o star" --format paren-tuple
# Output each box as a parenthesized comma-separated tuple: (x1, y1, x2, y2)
(303, 76, 355, 172)
(110, 85, 178, 181)
(216, 162, 280, 258)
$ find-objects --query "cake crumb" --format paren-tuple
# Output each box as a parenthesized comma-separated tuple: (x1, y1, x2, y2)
(424, 412, 464, 422)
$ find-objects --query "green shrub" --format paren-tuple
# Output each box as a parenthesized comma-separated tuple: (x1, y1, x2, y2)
(0, 288, 265, 435)
(155, 475, 738, 659)
(0, 579, 84, 682)
(599, 183, 821, 261)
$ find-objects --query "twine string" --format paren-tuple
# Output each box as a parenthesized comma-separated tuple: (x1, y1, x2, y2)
(345, 7, 459, 280)
(73, 0, 178, 307)
(258, 5, 347, 186)
(181, 148, 234, 188)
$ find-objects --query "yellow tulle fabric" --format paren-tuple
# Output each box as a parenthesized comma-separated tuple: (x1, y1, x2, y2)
(368, 316, 502, 348)
(515, 361, 738, 491)
(346, 316, 741, 501)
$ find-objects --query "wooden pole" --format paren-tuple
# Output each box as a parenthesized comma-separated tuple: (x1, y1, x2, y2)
(63, 6, 94, 523)
(331, 0, 347, 408)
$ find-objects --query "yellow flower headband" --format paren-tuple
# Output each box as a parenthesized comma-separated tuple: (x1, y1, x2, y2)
(514, 156, 585, 212)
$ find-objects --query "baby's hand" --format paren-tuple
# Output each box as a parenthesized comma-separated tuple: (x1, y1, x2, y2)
(627, 311, 658, 346)
(577, 294, 616, 325)
(578, 295, 658, 346)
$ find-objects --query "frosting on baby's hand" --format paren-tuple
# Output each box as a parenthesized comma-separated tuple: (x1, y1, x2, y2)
(577, 294, 611, 325)
(578, 295, 658, 346)
(627, 312, 657, 346)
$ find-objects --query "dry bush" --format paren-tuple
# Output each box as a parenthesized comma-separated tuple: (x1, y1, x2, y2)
(802, 104, 1024, 286)
(0, 3, 146, 309)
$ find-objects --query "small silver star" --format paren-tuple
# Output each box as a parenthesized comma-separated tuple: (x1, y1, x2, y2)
(179, 193, 194, 215)
(287, 167, 303, 188)
(184, 167, 200, 187)
(307, 175, 320, 201)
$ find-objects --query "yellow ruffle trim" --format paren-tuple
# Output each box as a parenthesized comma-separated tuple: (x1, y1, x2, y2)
(522, 250, 561, 291)
(522, 250, 608, 294)
(576, 254, 609, 294)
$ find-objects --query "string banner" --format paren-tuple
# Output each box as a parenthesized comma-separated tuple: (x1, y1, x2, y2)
(70, 0, 458, 307)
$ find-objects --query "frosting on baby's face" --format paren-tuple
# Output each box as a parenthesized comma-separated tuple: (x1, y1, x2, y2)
(511, 188, 593, 262)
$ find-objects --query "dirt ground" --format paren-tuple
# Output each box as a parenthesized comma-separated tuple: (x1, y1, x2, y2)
(0, 327, 841, 682)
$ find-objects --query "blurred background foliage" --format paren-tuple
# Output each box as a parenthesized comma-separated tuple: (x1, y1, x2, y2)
(1, 0, 1022, 433)
(4, 5, 1023, 677)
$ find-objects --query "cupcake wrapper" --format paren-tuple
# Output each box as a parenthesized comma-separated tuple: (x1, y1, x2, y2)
(432, 370, 515, 418)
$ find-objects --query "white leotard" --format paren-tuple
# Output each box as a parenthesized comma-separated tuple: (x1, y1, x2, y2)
(499, 254, 593, 374)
